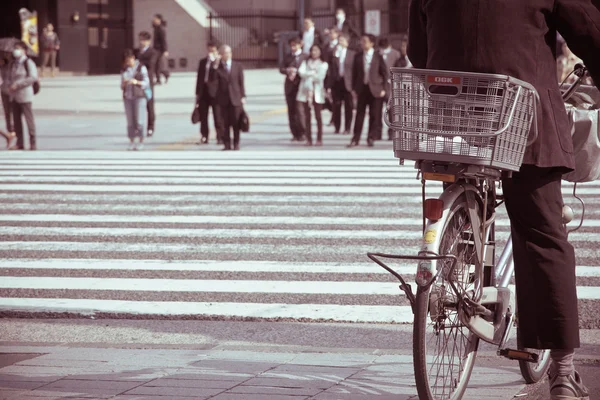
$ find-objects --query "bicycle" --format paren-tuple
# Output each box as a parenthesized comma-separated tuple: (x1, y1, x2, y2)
(369, 65, 590, 400)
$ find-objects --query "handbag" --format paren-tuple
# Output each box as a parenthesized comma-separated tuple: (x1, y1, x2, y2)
(131, 63, 148, 99)
(562, 86, 600, 183)
(239, 108, 250, 133)
(191, 104, 201, 124)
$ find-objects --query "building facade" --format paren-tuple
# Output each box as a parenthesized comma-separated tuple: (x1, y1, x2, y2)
(0, 0, 408, 75)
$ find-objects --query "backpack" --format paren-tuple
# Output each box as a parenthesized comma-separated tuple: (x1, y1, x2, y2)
(24, 58, 40, 95)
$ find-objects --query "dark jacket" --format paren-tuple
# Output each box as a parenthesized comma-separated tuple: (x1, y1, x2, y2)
(408, 0, 600, 170)
(196, 56, 219, 99)
(135, 47, 159, 85)
(211, 60, 246, 107)
(280, 52, 308, 96)
(352, 50, 389, 97)
(326, 48, 355, 92)
(298, 29, 324, 51)
(152, 25, 168, 53)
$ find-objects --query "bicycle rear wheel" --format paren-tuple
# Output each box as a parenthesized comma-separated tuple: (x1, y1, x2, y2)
(517, 327, 551, 383)
(413, 194, 480, 400)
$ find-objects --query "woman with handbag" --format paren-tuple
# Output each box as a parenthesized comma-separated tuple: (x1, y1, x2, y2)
(296, 44, 329, 146)
(121, 50, 151, 151)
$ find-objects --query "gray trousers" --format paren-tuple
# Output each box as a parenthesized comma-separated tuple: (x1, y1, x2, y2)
(1, 92, 13, 132)
(124, 97, 147, 140)
(12, 102, 36, 149)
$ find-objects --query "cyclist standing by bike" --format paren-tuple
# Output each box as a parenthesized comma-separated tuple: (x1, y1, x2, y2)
(407, 1, 600, 399)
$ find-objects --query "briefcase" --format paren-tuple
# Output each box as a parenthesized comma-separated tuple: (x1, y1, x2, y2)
(239, 109, 250, 133)
(191, 104, 201, 125)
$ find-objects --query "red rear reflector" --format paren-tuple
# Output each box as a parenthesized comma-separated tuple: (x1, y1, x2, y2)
(424, 199, 444, 221)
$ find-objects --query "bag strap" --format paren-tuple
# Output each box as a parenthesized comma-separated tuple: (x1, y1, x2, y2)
(24, 58, 31, 78)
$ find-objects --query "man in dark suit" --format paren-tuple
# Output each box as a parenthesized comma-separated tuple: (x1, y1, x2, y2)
(280, 38, 306, 142)
(408, 1, 600, 398)
(152, 14, 170, 85)
(326, 34, 354, 135)
(211, 45, 246, 151)
(348, 34, 388, 147)
(135, 31, 159, 137)
(326, 8, 361, 50)
(300, 17, 323, 55)
(195, 41, 221, 144)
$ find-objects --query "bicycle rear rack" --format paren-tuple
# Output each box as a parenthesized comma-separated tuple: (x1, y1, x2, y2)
(367, 252, 458, 314)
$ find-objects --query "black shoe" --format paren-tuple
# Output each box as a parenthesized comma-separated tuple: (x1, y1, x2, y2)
(222, 145, 232, 151)
(233, 144, 240, 151)
(200, 137, 208, 144)
(334, 130, 340, 134)
(155, 80, 162, 86)
(367, 139, 375, 147)
(346, 140, 359, 148)
(147, 129, 154, 137)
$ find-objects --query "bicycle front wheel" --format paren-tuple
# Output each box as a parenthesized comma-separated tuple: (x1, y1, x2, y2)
(413, 194, 480, 400)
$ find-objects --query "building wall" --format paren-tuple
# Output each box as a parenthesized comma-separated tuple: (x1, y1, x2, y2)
(133, 0, 210, 73)
(206, 0, 297, 12)
(56, 0, 89, 73)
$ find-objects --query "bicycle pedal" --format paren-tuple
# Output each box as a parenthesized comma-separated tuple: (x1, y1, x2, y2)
(498, 348, 539, 363)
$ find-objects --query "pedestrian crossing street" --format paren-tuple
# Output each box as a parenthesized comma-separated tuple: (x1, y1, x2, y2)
(1, 150, 599, 325)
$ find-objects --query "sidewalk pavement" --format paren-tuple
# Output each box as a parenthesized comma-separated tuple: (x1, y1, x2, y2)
(0, 344, 548, 400)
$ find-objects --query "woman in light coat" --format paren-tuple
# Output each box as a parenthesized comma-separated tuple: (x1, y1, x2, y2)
(296, 45, 329, 146)
(121, 50, 151, 150)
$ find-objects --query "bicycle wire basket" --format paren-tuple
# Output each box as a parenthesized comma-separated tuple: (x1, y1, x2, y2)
(385, 68, 539, 172)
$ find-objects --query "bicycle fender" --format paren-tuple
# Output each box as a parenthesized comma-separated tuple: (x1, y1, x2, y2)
(415, 182, 481, 287)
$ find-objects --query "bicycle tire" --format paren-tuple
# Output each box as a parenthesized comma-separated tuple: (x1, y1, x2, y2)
(517, 327, 551, 383)
(413, 193, 480, 400)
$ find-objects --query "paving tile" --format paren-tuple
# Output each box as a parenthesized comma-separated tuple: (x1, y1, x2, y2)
(211, 394, 310, 400)
(0, 390, 23, 400)
(162, 372, 252, 382)
(189, 360, 278, 374)
(0, 380, 49, 390)
(0, 375, 60, 384)
(123, 386, 223, 397)
(114, 396, 208, 400)
(267, 365, 360, 378)
(64, 372, 161, 382)
(289, 354, 377, 367)
(0, 354, 45, 369)
(310, 394, 411, 400)
(226, 385, 322, 396)
(205, 351, 296, 364)
(7, 391, 112, 399)
(242, 376, 334, 390)
(141, 378, 237, 390)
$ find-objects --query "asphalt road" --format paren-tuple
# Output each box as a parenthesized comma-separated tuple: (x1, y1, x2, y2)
(1, 71, 599, 399)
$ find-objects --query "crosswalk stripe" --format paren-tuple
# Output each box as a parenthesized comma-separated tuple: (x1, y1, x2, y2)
(1, 278, 598, 299)
(2, 184, 597, 196)
(3, 259, 599, 276)
(2, 214, 600, 228)
(1, 152, 599, 323)
(0, 298, 415, 323)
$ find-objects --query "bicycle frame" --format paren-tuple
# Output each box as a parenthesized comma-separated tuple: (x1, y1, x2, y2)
(368, 162, 515, 348)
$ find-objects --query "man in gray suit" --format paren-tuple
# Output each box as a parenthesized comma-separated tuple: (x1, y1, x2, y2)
(409, 1, 600, 398)
(7, 41, 37, 150)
